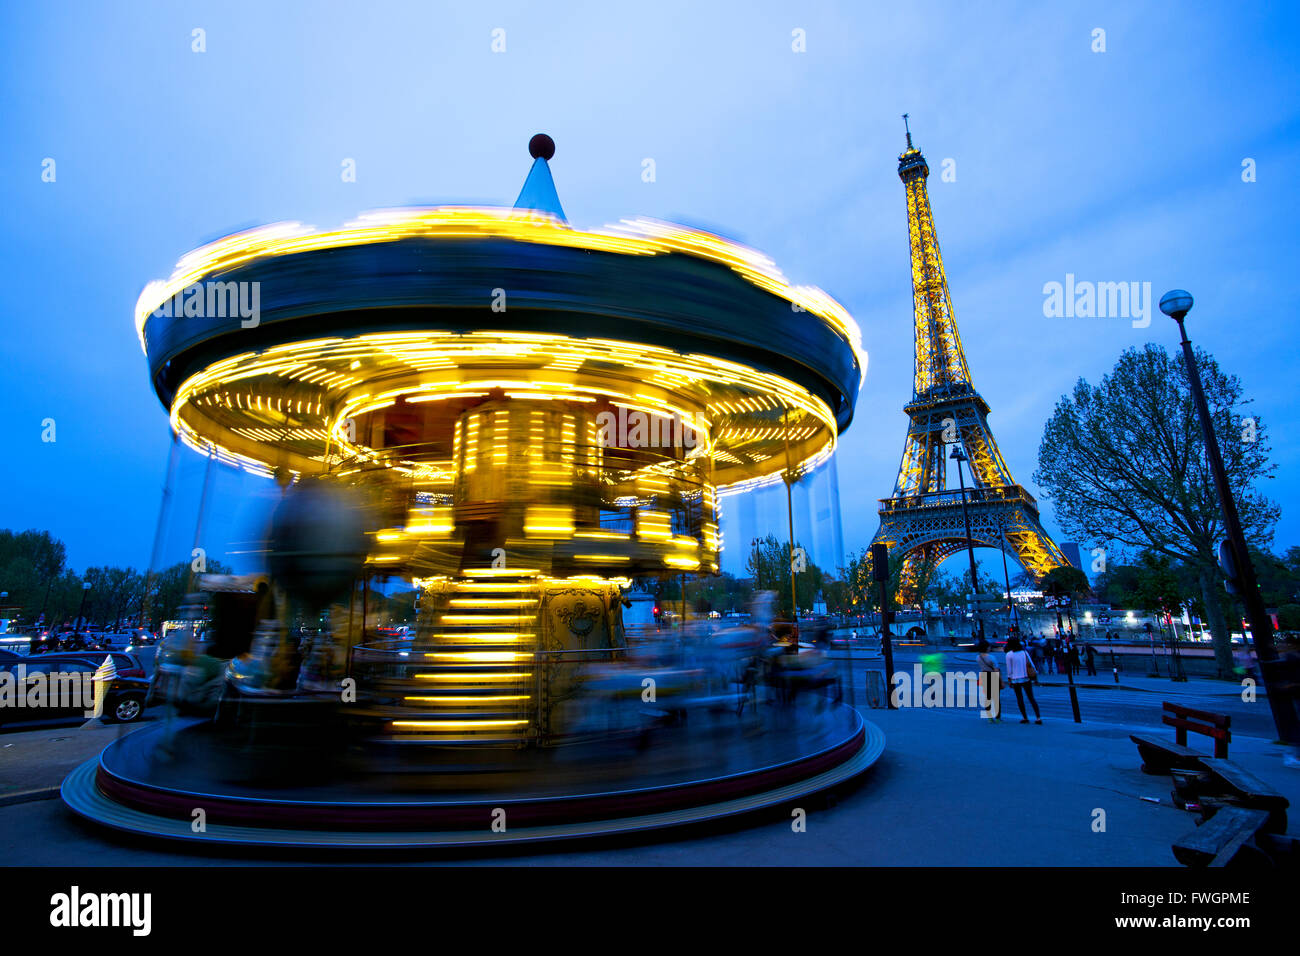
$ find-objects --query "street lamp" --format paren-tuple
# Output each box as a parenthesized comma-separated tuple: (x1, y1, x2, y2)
(950, 445, 984, 642)
(997, 523, 1018, 635)
(1160, 289, 1298, 742)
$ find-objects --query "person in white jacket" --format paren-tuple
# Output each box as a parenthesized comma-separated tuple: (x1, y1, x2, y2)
(1004, 636, 1041, 724)
(975, 639, 1001, 720)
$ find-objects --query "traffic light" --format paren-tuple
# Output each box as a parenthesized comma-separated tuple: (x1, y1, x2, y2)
(870, 543, 889, 582)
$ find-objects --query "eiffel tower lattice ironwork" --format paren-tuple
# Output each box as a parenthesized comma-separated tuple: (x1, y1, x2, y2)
(871, 122, 1067, 598)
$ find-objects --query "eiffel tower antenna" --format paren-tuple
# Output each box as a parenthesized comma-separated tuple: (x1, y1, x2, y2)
(871, 131, 1067, 605)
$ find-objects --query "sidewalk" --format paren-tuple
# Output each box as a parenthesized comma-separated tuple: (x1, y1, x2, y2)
(928, 649, 1255, 696)
(1035, 673, 1254, 696)
(831, 704, 1300, 867)
(0, 722, 127, 804)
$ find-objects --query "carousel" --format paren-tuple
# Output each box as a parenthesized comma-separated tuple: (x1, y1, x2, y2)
(62, 135, 884, 848)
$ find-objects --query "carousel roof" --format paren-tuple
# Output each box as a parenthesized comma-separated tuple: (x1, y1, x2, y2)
(513, 133, 566, 221)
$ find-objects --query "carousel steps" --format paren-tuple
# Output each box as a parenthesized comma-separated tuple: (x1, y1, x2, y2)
(371, 575, 541, 745)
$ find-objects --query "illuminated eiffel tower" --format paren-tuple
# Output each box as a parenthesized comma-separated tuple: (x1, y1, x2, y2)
(871, 118, 1066, 598)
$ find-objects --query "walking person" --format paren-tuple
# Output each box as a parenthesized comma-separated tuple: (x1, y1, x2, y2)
(1004, 636, 1041, 724)
(976, 638, 1002, 721)
(1084, 642, 1098, 677)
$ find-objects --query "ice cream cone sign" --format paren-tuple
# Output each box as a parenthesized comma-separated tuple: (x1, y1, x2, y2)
(85, 654, 117, 722)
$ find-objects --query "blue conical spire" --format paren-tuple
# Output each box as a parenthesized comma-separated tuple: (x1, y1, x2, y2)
(513, 134, 567, 221)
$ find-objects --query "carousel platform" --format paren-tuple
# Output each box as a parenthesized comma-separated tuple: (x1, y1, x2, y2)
(61, 700, 883, 848)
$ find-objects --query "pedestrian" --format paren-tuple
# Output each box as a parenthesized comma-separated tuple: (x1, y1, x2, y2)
(1004, 636, 1041, 724)
(976, 638, 1002, 721)
(1070, 642, 1082, 677)
(1084, 642, 1097, 676)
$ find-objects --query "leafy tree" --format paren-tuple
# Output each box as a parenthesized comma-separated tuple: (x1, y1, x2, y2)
(709, 572, 759, 615)
(843, 547, 907, 616)
(659, 572, 751, 616)
(1251, 547, 1300, 609)
(0, 529, 69, 621)
(46, 570, 87, 626)
(1010, 569, 1039, 590)
(1034, 344, 1278, 676)
(820, 576, 849, 615)
(1094, 564, 1143, 608)
(141, 559, 231, 629)
(745, 534, 824, 618)
(1041, 565, 1090, 602)
(922, 566, 966, 608)
(83, 566, 145, 627)
(958, 565, 1009, 598)
(1131, 552, 1186, 616)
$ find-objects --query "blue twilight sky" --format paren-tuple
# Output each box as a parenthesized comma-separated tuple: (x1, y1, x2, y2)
(1, 0, 1297, 582)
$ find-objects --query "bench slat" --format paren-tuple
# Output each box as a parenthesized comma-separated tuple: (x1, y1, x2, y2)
(1162, 701, 1231, 727)
(1200, 758, 1290, 806)
(1162, 715, 1231, 740)
(1129, 734, 1199, 757)
(1172, 807, 1270, 867)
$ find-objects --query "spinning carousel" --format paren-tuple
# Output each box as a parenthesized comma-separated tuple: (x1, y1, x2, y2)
(62, 136, 884, 847)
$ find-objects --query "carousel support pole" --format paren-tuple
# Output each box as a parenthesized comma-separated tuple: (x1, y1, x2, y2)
(186, 445, 217, 594)
(681, 573, 687, 630)
(361, 572, 369, 644)
(782, 408, 798, 646)
(140, 430, 181, 631)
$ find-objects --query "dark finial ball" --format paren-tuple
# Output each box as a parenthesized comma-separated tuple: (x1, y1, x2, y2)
(528, 133, 555, 161)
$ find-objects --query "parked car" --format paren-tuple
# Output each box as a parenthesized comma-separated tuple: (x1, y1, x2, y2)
(0, 651, 150, 726)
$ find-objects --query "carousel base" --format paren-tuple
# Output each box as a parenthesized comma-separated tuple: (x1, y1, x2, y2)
(61, 700, 883, 849)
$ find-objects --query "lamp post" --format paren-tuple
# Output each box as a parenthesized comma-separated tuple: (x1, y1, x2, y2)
(1160, 289, 1299, 744)
(950, 445, 984, 642)
(998, 522, 1018, 635)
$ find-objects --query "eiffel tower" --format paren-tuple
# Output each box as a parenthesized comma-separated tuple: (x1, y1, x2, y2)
(872, 119, 1067, 598)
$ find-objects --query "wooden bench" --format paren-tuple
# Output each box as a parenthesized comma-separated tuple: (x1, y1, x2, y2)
(1200, 758, 1290, 832)
(1173, 806, 1271, 867)
(1131, 701, 1230, 773)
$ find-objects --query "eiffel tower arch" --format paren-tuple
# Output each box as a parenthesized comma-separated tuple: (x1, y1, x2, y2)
(871, 121, 1067, 599)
